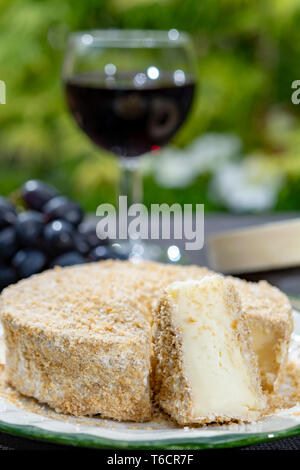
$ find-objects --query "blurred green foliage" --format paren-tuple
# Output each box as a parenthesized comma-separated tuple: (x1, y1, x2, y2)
(1, 0, 300, 211)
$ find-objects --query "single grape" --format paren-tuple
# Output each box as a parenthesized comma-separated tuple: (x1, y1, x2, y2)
(43, 196, 83, 226)
(21, 180, 59, 211)
(50, 251, 86, 268)
(15, 210, 44, 246)
(43, 219, 74, 253)
(0, 196, 17, 229)
(73, 232, 90, 255)
(0, 264, 18, 289)
(0, 226, 18, 258)
(12, 249, 46, 278)
(89, 245, 127, 261)
(78, 219, 108, 248)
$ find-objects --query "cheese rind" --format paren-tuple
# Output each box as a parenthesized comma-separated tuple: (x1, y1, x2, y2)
(153, 276, 266, 425)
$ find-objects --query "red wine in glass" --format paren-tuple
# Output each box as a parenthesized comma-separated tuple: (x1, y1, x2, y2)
(65, 71, 195, 157)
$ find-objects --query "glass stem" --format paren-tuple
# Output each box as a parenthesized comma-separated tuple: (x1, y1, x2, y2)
(120, 157, 143, 207)
(119, 157, 144, 257)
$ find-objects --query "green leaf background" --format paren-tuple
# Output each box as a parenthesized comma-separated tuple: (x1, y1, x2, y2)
(1, 0, 300, 211)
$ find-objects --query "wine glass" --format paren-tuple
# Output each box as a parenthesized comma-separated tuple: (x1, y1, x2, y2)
(62, 29, 197, 262)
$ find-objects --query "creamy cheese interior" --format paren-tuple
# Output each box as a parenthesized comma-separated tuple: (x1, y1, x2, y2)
(167, 277, 263, 419)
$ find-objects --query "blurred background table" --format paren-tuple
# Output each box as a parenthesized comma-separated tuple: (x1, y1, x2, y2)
(0, 212, 299, 451)
(159, 212, 300, 297)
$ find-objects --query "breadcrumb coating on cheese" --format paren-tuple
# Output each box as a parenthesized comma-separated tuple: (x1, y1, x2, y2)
(0, 261, 210, 338)
(1, 261, 291, 337)
(230, 277, 292, 325)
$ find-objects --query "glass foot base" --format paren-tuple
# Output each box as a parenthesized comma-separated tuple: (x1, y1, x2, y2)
(112, 241, 186, 264)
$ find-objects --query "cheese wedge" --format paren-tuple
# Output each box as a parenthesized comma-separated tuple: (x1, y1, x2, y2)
(153, 276, 266, 425)
(208, 219, 300, 274)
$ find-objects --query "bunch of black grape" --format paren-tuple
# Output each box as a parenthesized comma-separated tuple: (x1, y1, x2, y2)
(0, 180, 125, 291)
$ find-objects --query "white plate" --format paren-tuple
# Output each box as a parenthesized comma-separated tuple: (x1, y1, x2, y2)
(0, 314, 299, 449)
